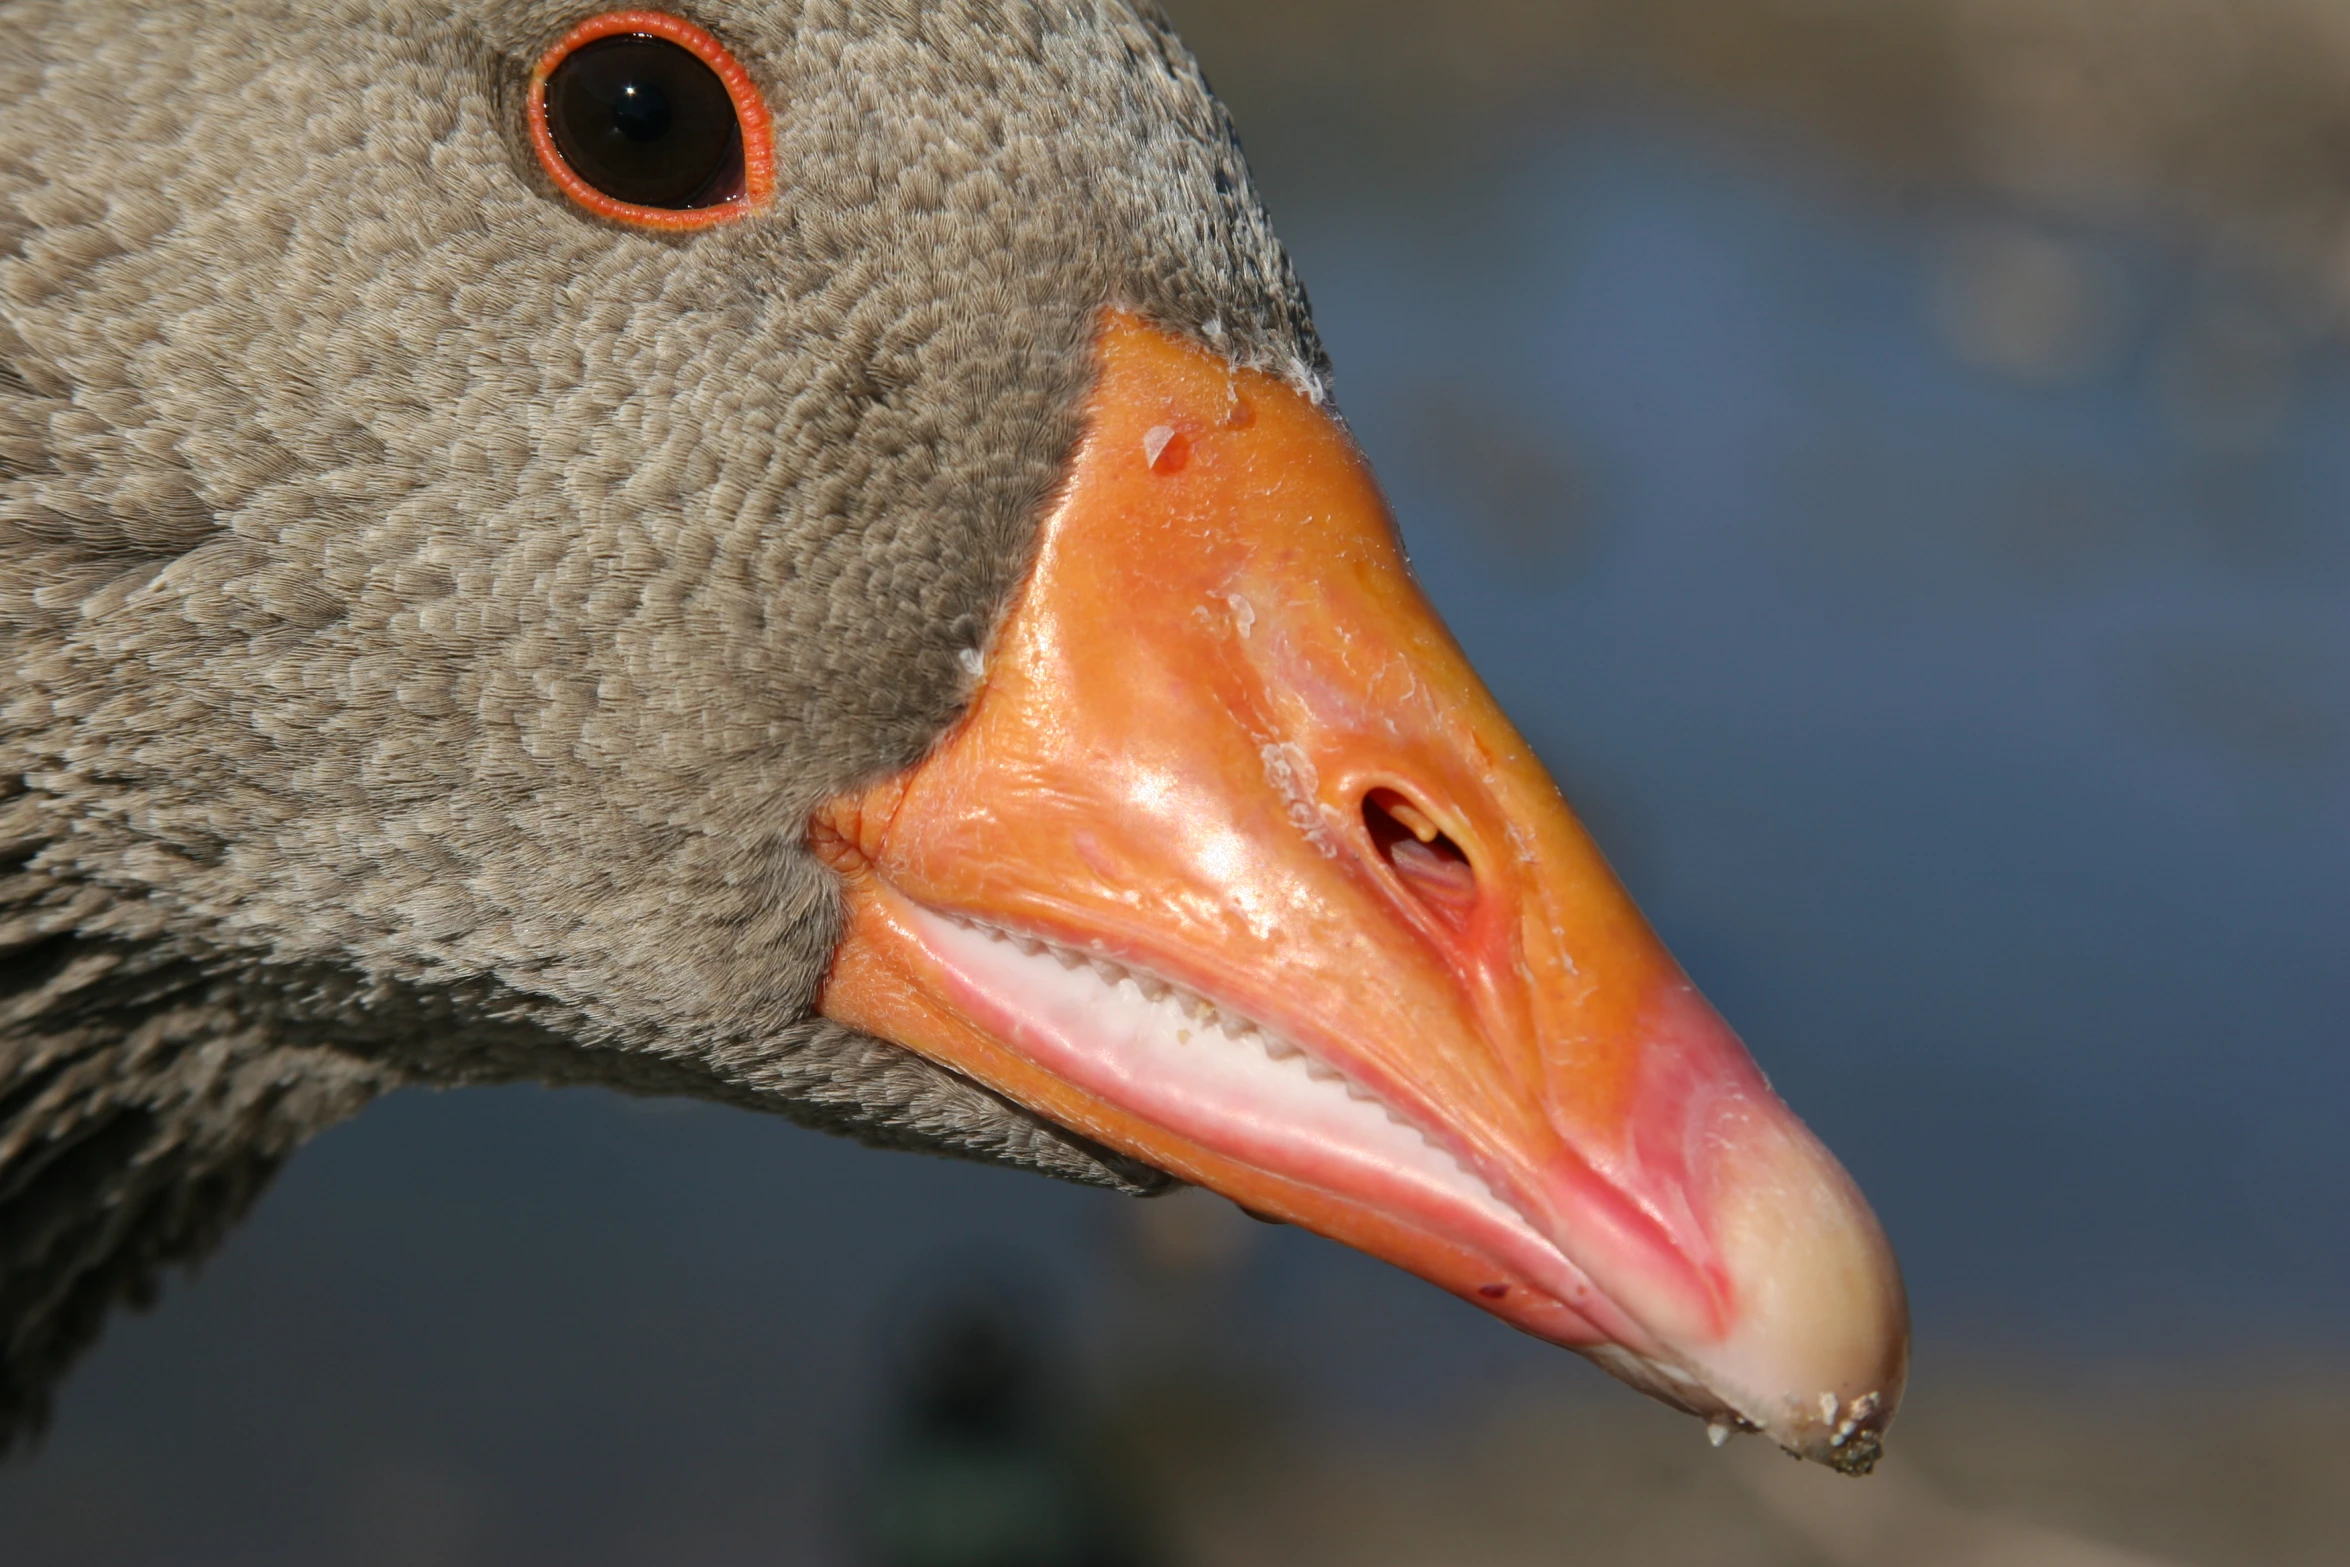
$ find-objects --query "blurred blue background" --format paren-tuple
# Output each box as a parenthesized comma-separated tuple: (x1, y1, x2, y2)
(1323, 119, 2348, 1351)
(4, 3, 2344, 1563)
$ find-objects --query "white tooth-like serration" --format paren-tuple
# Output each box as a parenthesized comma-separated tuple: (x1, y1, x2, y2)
(928, 910, 1538, 1246)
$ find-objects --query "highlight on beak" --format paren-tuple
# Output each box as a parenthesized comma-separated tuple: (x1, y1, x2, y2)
(813, 313, 1909, 1470)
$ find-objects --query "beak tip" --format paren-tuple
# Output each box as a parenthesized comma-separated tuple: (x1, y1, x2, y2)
(1743, 1369, 1906, 1474)
(1585, 1330, 1906, 1475)
(1579, 1054, 1910, 1472)
(1690, 1114, 1912, 1472)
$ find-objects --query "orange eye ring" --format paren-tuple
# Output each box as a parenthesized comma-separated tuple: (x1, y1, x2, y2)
(528, 9, 776, 230)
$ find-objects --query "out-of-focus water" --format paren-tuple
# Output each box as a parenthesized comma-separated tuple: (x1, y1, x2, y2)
(2, 115, 2342, 1565)
(1284, 119, 2349, 1351)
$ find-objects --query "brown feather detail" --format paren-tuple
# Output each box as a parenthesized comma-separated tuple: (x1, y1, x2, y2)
(0, 0, 1330, 1441)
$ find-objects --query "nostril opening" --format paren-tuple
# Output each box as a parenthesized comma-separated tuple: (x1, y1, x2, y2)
(1364, 788, 1478, 926)
(1364, 788, 1469, 867)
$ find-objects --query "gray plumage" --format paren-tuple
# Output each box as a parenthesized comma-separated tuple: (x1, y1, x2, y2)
(0, 0, 1327, 1445)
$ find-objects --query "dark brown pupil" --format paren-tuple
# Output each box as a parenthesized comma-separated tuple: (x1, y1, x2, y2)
(545, 34, 741, 210)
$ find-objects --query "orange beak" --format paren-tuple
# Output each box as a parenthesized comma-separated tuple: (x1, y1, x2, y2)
(814, 314, 1908, 1469)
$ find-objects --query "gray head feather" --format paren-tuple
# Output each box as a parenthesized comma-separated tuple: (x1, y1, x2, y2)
(0, 0, 1324, 1444)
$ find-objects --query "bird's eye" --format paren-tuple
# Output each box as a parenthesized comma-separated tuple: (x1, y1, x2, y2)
(528, 10, 775, 230)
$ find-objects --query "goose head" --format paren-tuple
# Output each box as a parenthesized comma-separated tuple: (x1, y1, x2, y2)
(0, 0, 1905, 1467)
